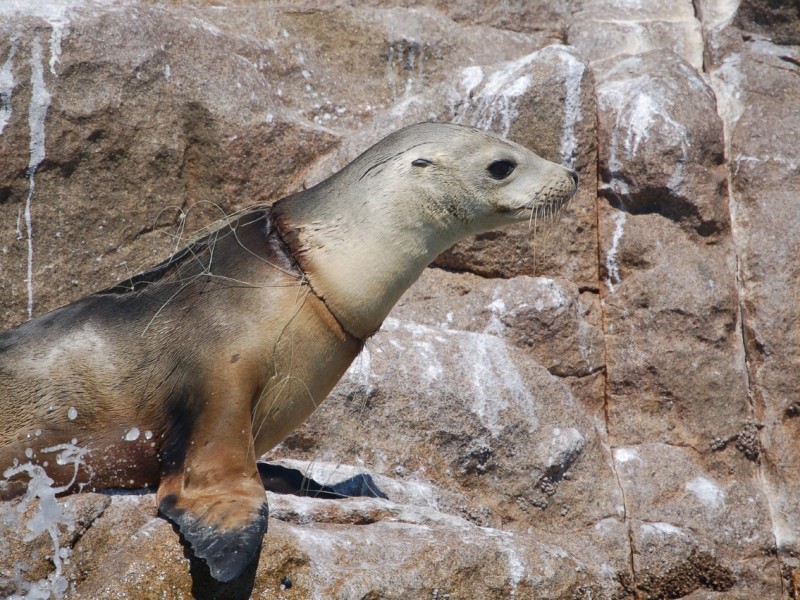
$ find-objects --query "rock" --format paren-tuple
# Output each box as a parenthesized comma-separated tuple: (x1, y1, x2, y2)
(591, 43, 782, 597)
(1, 490, 602, 599)
(391, 269, 605, 379)
(733, 0, 800, 45)
(0, 493, 110, 598)
(708, 25, 800, 591)
(597, 51, 730, 239)
(0, 1, 345, 326)
(615, 444, 779, 598)
(569, 0, 704, 74)
(596, 49, 747, 443)
(276, 268, 630, 591)
(1, 0, 799, 597)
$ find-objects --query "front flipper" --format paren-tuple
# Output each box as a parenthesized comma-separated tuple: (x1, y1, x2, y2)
(158, 487, 268, 582)
(156, 386, 268, 583)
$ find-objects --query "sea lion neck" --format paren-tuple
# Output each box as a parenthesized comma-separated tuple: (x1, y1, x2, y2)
(272, 176, 458, 341)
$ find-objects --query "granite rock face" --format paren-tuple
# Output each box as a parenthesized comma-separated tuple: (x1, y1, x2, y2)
(0, 1, 798, 598)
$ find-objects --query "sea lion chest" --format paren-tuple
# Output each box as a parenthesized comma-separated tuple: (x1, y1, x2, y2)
(250, 283, 362, 455)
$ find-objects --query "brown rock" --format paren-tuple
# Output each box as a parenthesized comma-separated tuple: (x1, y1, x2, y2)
(709, 29, 800, 589)
(0, 2, 343, 327)
(0, 492, 109, 598)
(569, 0, 704, 73)
(596, 50, 746, 444)
(267, 0, 569, 40)
(392, 269, 604, 379)
(593, 48, 781, 597)
(276, 268, 630, 591)
(615, 444, 780, 598)
(1, 490, 603, 599)
(733, 0, 800, 45)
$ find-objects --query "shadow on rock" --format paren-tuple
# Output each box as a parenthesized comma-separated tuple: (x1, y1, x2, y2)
(258, 461, 388, 499)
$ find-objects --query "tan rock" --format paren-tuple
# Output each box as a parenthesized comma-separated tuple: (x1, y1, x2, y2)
(709, 26, 800, 591)
(569, 0, 704, 73)
(2, 490, 604, 599)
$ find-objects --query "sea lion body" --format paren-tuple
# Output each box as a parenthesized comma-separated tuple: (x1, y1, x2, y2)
(0, 123, 577, 581)
(0, 210, 354, 477)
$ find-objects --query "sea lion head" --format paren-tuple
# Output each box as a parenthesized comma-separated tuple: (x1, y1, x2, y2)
(387, 122, 577, 235)
(274, 122, 578, 339)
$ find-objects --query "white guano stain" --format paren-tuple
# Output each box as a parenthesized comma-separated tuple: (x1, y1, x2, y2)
(605, 210, 627, 294)
(598, 82, 630, 294)
(0, 2, 73, 74)
(3, 2, 77, 317)
(380, 319, 538, 434)
(48, 17, 69, 76)
(601, 66, 694, 188)
(542, 427, 586, 471)
(685, 476, 725, 510)
(24, 35, 52, 319)
(460, 66, 483, 97)
(623, 90, 690, 193)
(599, 59, 707, 294)
(454, 51, 539, 137)
(496, 532, 525, 595)
(532, 277, 569, 312)
(613, 447, 642, 465)
(482, 288, 507, 336)
(413, 339, 443, 384)
(2, 441, 90, 599)
(641, 522, 687, 537)
(0, 37, 19, 135)
(453, 327, 537, 435)
(486, 297, 506, 314)
(555, 48, 585, 169)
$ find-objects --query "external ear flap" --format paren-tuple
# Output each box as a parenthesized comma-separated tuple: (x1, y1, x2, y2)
(411, 158, 433, 167)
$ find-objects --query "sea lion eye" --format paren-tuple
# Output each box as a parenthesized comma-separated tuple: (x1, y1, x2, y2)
(412, 158, 433, 167)
(487, 160, 516, 180)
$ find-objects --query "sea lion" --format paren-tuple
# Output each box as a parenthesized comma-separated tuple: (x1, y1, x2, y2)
(0, 122, 577, 582)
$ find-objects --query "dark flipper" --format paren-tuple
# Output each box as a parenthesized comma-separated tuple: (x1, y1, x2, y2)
(159, 493, 268, 582)
(157, 383, 269, 582)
